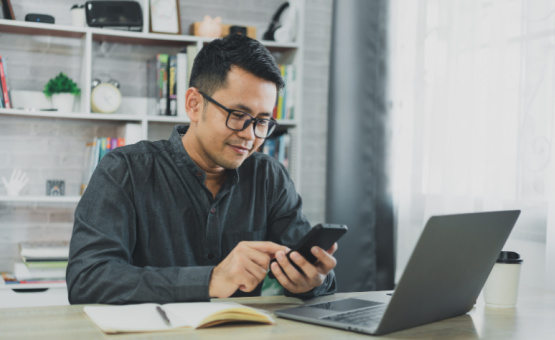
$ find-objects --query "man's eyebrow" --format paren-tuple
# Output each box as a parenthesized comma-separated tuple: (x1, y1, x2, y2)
(234, 104, 272, 118)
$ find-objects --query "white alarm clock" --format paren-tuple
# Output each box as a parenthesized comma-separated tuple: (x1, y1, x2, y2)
(91, 81, 121, 113)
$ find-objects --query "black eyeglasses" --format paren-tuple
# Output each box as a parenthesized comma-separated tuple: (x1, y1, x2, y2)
(198, 90, 278, 139)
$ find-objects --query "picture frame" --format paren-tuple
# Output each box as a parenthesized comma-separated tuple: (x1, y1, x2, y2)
(149, 0, 181, 35)
(1, 0, 15, 20)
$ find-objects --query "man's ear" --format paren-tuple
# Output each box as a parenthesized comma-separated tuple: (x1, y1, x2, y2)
(185, 88, 202, 122)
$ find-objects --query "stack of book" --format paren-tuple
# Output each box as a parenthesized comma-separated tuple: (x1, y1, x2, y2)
(147, 45, 197, 116)
(1, 241, 69, 285)
(80, 136, 126, 195)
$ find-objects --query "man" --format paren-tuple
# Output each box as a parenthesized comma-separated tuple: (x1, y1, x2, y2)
(67, 34, 337, 304)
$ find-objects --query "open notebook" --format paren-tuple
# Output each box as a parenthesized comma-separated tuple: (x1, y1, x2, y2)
(84, 301, 274, 333)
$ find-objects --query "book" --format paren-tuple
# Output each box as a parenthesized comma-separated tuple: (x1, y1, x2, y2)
(0, 55, 11, 108)
(1, 271, 65, 285)
(147, 54, 169, 115)
(186, 45, 198, 88)
(80, 139, 96, 194)
(167, 54, 177, 116)
(19, 241, 69, 261)
(260, 132, 290, 170)
(276, 64, 286, 120)
(176, 50, 188, 116)
(21, 260, 68, 269)
(84, 302, 274, 334)
(285, 64, 296, 119)
(0, 70, 4, 108)
(278, 133, 290, 167)
(13, 262, 66, 281)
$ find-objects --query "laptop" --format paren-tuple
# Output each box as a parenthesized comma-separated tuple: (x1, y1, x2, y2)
(275, 210, 521, 335)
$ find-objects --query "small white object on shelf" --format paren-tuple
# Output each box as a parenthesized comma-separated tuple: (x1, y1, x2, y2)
(1, 169, 29, 196)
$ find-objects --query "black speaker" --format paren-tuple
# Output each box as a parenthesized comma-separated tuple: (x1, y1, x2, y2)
(25, 13, 55, 24)
(85, 1, 143, 31)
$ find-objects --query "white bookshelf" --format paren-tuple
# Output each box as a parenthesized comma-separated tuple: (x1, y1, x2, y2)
(0, 0, 305, 307)
(0, 195, 81, 203)
(0, 15, 302, 179)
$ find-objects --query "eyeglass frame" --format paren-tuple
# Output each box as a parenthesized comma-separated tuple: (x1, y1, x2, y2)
(197, 90, 279, 139)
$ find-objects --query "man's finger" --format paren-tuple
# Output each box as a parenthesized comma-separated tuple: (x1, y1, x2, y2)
(311, 246, 337, 272)
(271, 260, 295, 290)
(326, 242, 338, 255)
(242, 241, 289, 256)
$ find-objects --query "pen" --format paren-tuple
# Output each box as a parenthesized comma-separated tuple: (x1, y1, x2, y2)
(156, 306, 171, 326)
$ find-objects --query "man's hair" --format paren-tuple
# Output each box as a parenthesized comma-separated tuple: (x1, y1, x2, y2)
(189, 34, 285, 96)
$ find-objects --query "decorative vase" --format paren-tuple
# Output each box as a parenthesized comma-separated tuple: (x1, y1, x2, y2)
(51, 93, 75, 113)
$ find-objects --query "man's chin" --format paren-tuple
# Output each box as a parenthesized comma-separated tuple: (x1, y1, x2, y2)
(218, 156, 247, 170)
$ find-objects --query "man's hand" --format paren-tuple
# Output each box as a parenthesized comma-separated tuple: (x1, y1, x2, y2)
(270, 243, 338, 294)
(209, 241, 289, 298)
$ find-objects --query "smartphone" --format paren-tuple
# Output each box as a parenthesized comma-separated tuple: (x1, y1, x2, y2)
(269, 223, 348, 278)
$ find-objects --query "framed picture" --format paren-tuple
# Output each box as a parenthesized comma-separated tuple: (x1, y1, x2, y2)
(1, 0, 15, 20)
(149, 0, 181, 34)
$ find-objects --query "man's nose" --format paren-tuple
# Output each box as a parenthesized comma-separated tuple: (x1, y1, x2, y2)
(236, 121, 256, 140)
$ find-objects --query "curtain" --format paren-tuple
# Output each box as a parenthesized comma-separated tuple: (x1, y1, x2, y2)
(388, 0, 555, 290)
(327, 0, 394, 292)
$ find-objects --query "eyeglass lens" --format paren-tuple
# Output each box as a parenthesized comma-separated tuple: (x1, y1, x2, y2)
(226, 111, 276, 138)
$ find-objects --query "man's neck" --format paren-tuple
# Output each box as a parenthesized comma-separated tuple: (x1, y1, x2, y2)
(182, 131, 227, 198)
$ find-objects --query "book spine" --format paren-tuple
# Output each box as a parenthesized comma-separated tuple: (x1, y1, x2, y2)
(286, 65, 295, 120)
(0, 71, 4, 108)
(110, 137, 118, 150)
(281, 65, 287, 120)
(3, 56, 13, 107)
(158, 54, 169, 115)
(278, 134, 286, 164)
(146, 57, 157, 115)
(0, 55, 11, 109)
(276, 65, 285, 120)
(280, 134, 291, 169)
(186, 45, 198, 88)
(168, 55, 177, 116)
(100, 137, 109, 160)
(80, 140, 95, 195)
(263, 139, 276, 158)
(93, 137, 101, 169)
(176, 51, 188, 116)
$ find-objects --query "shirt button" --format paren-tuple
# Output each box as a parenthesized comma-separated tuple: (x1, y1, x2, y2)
(207, 253, 215, 260)
(210, 208, 216, 214)
(196, 171, 202, 177)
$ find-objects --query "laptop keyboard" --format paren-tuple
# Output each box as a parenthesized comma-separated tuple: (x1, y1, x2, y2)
(321, 305, 387, 327)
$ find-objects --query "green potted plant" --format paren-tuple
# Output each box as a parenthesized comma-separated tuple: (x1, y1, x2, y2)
(43, 72, 81, 113)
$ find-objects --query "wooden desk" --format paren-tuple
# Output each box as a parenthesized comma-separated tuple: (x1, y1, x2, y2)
(1, 286, 554, 339)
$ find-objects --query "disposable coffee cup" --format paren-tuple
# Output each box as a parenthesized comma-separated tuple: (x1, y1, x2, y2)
(483, 251, 523, 308)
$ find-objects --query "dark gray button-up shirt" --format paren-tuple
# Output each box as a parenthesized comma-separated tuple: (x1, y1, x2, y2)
(67, 125, 335, 304)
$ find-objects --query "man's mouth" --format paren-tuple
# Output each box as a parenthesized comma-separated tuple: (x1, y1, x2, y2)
(228, 144, 252, 154)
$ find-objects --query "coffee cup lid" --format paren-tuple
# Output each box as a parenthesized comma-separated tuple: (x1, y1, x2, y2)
(497, 251, 523, 264)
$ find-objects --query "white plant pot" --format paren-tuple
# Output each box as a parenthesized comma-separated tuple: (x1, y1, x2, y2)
(51, 93, 76, 113)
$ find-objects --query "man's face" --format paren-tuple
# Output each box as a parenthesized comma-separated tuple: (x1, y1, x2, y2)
(194, 67, 277, 170)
